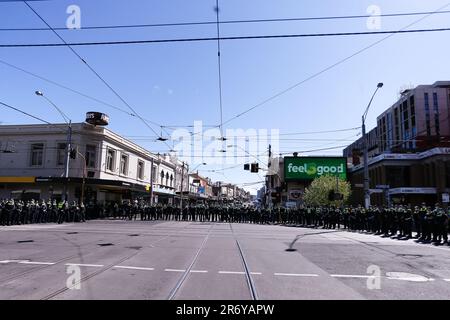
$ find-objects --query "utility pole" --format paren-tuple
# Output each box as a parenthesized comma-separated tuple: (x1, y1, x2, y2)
(36, 91, 72, 202)
(362, 83, 384, 209)
(180, 161, 185, 210)
(64, 120, 72, 202)
(150, 157, 154, 205)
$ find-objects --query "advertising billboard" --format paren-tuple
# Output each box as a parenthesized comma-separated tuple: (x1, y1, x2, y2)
(284, 157, 347, 181)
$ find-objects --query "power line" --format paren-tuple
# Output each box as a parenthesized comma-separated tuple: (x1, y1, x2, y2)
(2, 27, 450, 48)
(0, 100, 52, 125)
(0, 58, 218, 131)
(221, 3, 450, 127)
(215, 0, 224, 139)
(23, 1, 172, 151)
(2, 9, 450, 31)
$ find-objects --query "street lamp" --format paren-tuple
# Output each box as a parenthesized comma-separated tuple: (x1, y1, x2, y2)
(191, 162, 207, 173)
(362, 83, 384, 209)
(36, 90, 72, 201)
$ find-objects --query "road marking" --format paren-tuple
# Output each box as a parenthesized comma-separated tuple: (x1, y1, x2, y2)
(113, 266, 154, 271)
(331, 274, 378, 278)
(18, 261, 55, 265)
(386, 272, 433, 282)
(0, 260, 28, 264)
(190, 270, 208, 273)
(218, 271, 246, 275)
(274, 273, 319, 277)
(444, 279, 450, 282)
(65, 263, 104, 268)
(165, 269, 186, 272)
(250, 272, 262, 275)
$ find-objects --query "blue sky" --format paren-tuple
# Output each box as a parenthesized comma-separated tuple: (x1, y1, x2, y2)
(1, 0, 450, 194)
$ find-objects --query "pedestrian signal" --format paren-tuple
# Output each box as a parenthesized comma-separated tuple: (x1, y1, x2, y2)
(250, 163, 259, 173)
(244, 164, 250, 171)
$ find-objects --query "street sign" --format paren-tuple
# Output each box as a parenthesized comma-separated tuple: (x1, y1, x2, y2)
(442, 193, 449, 203)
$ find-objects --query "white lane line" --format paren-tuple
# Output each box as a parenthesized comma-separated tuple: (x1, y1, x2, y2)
(0, 260, 28, 264)
(190, 270, 208, 273)
(274, 273, 319, 277)
(18, 261, 55, 265)
(65, 263, 104, 268)
(113, 266, 154, 271)
(444, 279, 450, 282)
(250, 272, 262, 275)
(331, 274, 378, 278)
(218, 271, 246, 275)
(165, 269, 186, 273)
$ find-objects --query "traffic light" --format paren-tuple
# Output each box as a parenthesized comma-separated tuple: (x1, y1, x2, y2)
(70, 148, 77, 159)
(250, 163, 259, 173)
(244, 164, 250, 171)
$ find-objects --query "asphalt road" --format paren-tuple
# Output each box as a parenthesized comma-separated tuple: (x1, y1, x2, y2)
(0, 220, 449, 300)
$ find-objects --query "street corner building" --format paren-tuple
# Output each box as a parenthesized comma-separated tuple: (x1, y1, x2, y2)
(0, 122, 188, 204)
(343, 81, 450, 206)
(263, 154, 348, 208)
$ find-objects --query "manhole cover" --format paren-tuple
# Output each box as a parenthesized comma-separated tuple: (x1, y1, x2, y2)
(128, 234, 140, 237)
(17, 240, 34, 243)
(97, 243, 114, 247)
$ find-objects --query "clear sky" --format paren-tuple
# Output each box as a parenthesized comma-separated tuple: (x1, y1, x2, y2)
(1, 0, 450, 194)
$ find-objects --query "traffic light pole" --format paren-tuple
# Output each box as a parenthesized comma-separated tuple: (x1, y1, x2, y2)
(64, 120, 72, 202)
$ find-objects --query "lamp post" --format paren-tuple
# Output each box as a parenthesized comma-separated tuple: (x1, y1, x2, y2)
(362, 83, 384, 209)
(35, 90, 72, 202)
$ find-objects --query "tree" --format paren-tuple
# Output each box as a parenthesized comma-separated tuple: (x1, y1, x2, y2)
(303, 175, 351, 206)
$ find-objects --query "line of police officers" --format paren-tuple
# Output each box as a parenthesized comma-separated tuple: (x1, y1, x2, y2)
(2, 198, 448, 246)
(0, 199, 86, 226)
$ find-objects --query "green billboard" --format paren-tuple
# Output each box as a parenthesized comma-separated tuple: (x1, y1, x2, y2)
(284, 157, 347, 181)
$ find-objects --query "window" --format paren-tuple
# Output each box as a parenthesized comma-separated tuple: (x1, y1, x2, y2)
(160, 170, 165, 184)
(433, 92, 440, 136)
(424, 93, 431, 136)
(410, 95, 416, 128)
(106, 148, 116, 172)
(170, 174, 174, 187)
(56, 143, 66, 166)
(151, 166, 157, 183)
(85, 145, 96, 168)
(137, 160, 145, 180)
(30, 143, 44, 166)
(120, 154, 129, 176)
(165, 173, 169, 186)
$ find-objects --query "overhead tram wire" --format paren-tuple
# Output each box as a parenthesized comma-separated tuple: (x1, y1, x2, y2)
(0, 101, 52, 125)
(220, 2, 450, 127)
(23, 1, 172, 152)
(2, 9, 450, 32)
(3, 27, 450, 48)
(216, 0, 224, 140)
(0, 58, 219, 132)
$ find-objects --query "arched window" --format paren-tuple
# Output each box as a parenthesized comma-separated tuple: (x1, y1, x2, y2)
(160, 170, 164, 184)
(165, 173, 169, 186)
(170, 174, 173, 187)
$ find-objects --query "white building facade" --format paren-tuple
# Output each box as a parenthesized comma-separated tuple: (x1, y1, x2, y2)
(0, 123, 179, 204)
